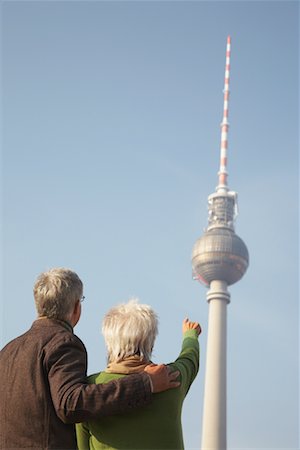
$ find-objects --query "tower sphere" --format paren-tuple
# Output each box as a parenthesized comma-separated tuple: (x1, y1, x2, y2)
(192, 228, 249, 286)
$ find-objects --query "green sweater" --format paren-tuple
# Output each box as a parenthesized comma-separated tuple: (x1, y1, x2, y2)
(76, 330, 199, 450)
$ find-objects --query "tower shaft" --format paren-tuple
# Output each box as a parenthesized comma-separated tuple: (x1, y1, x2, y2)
(201, 280, 230, 450)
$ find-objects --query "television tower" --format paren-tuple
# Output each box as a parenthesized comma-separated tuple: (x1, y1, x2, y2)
(192, 36, 249, 450)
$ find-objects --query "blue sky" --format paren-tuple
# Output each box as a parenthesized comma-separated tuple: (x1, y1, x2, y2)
(1, 1, 299, 449)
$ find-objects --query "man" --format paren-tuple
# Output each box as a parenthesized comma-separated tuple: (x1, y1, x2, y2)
(0, 268, 179, 450)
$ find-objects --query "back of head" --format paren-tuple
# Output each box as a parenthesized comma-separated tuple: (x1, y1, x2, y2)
(33, 268, 83, 321)
(102, 298, 158, 364)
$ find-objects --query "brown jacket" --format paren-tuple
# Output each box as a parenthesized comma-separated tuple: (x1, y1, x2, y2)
(0, 318, 152, 450)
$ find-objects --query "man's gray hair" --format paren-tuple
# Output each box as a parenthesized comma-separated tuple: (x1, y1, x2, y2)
(33, 268, 83, 321)
(102, 298, 158, 363)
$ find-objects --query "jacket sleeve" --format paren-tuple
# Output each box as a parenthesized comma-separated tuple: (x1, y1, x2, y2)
(168, 329, 200, 396)
(46, 335, 152, 424)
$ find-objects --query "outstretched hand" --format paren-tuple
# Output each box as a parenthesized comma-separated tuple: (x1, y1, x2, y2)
(182, 318, 201, 336)
(144, 364, 180, 393)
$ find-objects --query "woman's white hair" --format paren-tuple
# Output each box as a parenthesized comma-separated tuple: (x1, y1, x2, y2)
(102, 298, 158, 363)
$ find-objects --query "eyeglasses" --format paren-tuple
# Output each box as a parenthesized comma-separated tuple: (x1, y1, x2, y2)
(80, 296, 85, 303)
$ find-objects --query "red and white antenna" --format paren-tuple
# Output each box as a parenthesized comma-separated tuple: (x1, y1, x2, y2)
(217, 35, 231, 192)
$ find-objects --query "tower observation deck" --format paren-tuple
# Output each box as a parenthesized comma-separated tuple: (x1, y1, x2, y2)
(191, 37, 249, 450)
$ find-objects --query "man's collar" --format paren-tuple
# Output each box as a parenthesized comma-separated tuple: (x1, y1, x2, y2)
(35, 316, 74, 333)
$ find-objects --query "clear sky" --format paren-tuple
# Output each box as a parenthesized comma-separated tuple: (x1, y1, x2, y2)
(1, 1, 299, 449)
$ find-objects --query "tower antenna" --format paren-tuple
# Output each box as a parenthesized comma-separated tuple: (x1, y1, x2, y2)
(218, 35, 231, 191)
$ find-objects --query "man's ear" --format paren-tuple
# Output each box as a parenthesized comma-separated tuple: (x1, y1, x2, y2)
(70, 299, 81, 327)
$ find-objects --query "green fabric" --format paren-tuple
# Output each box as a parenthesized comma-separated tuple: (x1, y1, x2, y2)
(76, 330, 199, 450)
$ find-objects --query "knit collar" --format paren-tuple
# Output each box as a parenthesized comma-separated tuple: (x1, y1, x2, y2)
(105, 355, 151, 374)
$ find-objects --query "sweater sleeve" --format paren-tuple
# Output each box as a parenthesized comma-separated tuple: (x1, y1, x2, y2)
(46, 335, 152, 424)
(76, 421, 91, 450)
(168, 329, 200, 396)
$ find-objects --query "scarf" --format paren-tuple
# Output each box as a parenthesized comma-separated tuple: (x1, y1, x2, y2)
(105, 355, 151, 374)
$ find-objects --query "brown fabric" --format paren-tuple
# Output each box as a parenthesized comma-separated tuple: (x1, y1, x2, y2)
(105, 356, 150, 374)
(0, 319, 152, 450)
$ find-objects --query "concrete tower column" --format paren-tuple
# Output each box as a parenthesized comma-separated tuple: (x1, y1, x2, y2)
(201, 280, 230, 450)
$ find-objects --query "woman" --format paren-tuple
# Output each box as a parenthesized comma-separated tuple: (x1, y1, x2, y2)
(76, 298, 201, 450)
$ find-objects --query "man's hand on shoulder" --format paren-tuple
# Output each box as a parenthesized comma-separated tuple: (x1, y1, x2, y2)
(182, 318, 201, 336)
(144, 364, 180, 393)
